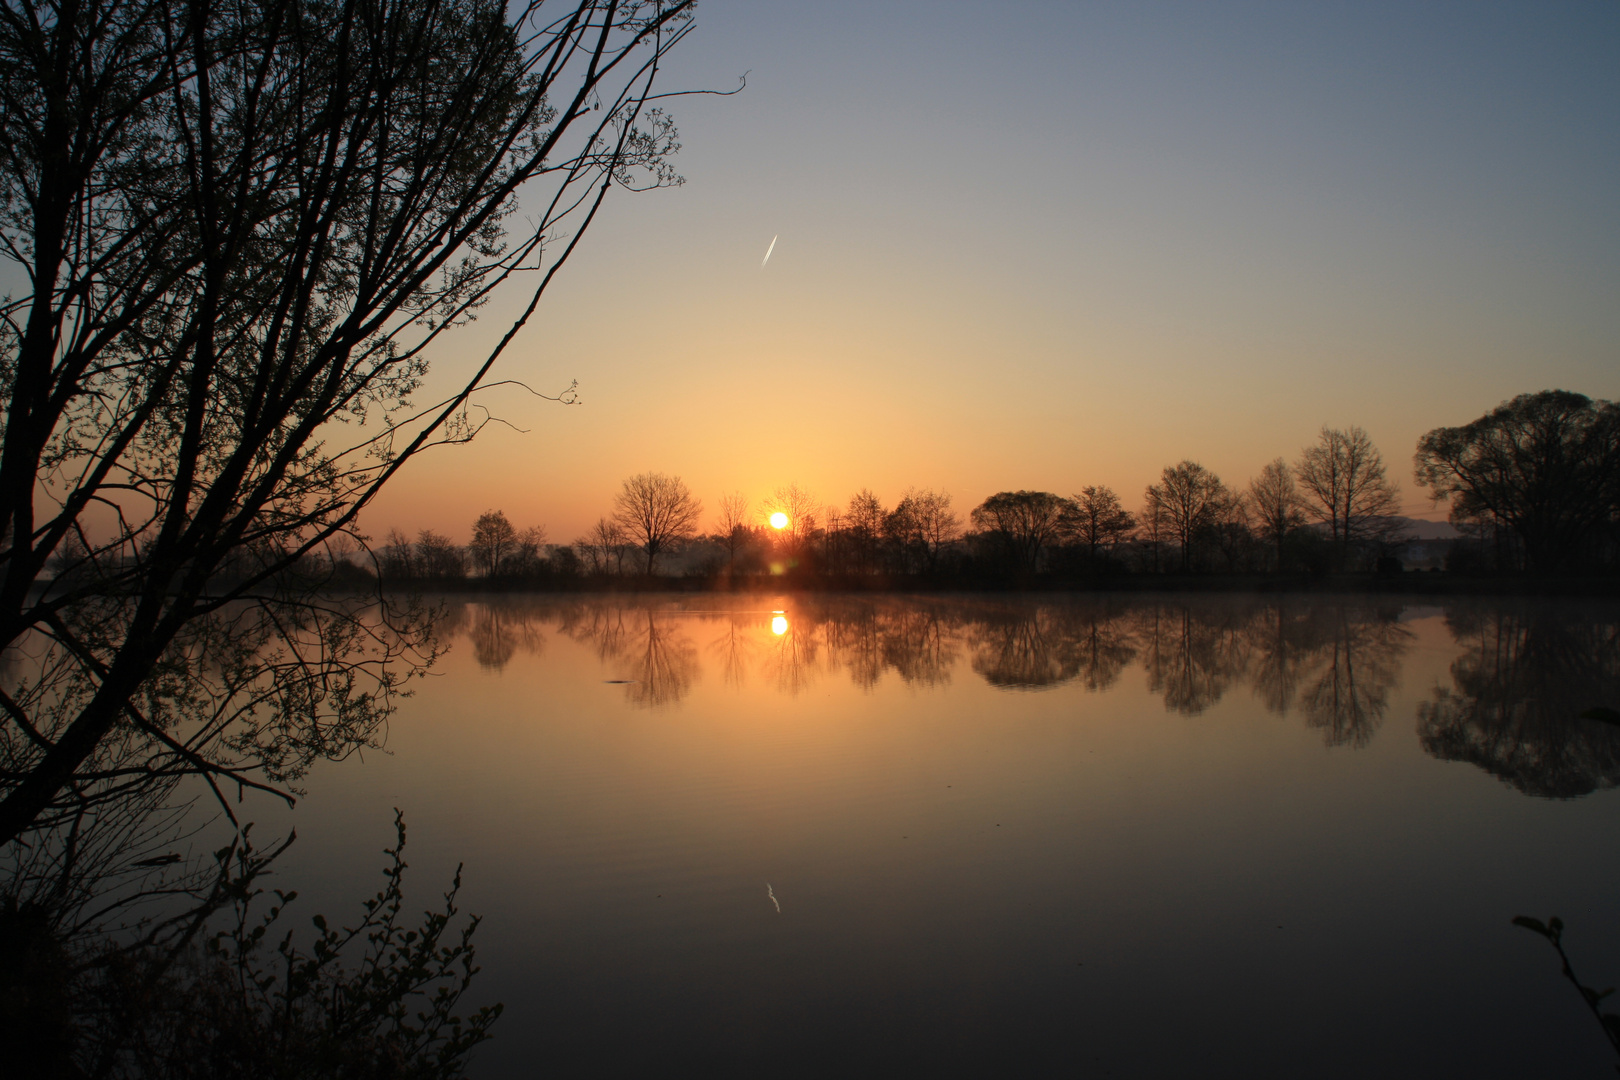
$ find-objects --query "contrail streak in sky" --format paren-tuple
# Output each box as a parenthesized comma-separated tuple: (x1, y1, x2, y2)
(761, 235, 777, 268)
(767, 883, 780, 913)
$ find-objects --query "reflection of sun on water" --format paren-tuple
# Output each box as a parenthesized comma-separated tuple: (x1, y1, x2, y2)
(771, 615, 789, 636)
(769, 512, 789, 530)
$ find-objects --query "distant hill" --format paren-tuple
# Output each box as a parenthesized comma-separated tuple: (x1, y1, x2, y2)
(1393, 516, 1460, 541)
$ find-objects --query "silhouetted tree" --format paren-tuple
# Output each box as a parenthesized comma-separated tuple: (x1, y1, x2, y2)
(508, 525, 548, 578)
(1297, 426, 1401, 570)
(843, 489, 886, 575)
(886, 488, 960, 574)
(547, 544, 583, 578)
(469, 510, 518, 577)
(614, 472, 703, 574)
(379, 528, 418, 580)
(1201, 493, 1256, 573)
(716, 492, 752, 572)
(0, 0, 699, 847)
(1249, 458, 1306, 572)
(576, 517, 628, 576)
(1066, 485, 1135, 570)
(971, 491, 1072, 573)
(416, 530, 467, 580)
(1146, 462, 1229, 571)
(1137, 488, 1169, 573)
(1414, 390, 1620, 573)
(764, 483, 820, 557)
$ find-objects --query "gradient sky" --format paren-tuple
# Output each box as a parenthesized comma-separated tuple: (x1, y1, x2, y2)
(365, 0, 1620, 543)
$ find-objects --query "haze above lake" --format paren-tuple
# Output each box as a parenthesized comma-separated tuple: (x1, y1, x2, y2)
(273, 593, 1620, 1077)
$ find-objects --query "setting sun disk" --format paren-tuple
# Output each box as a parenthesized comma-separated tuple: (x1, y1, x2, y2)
(769, 512, 789, 530)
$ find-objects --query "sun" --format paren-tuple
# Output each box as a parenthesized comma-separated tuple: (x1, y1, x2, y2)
(769, 511, 789, 530)
(771, 615, 788, 636)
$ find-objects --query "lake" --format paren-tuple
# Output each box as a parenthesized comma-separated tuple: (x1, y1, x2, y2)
(265, 593, 1620, 1077)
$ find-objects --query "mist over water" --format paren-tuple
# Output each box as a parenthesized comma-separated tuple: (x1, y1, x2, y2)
(273, 593, 1620, 1077)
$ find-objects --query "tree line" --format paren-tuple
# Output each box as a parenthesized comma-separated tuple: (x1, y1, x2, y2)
(369, 391, 1620, 586)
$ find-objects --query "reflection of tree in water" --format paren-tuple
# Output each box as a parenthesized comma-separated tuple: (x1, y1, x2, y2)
(970, 607, 1085, 689)
(764, 616, 823, 697)
(1241, 604, 1412, 747)
(1296, 608, 1410, 748)
(706, 614, 760, 688)
(461, 601, 547, 671)
(811, 600, 965, 691)
(556, 603, 700, 708)
(622, 610, 700, 708)
(879, 605, 961, 688)
(556, 602, 632, 663)
(1134, 603, 1252, 715)
(1417, 608, 1620, 798)
(1246, 606, 1317, 716)
(824, 601, 886, 690)
(1065, 605, 1138, 691)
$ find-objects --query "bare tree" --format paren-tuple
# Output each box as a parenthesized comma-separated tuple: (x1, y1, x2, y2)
(379, 528, 418, 580)
(1249, 458, 1306, 571)
(509, 525, 549, 577)
(1147, 462, 1229, 571)
(0, 0, 704, 847)
(886, 488, 960, 573)
(415, 530, 467, 580)
(844, 489, 885, 574)
(971, 491, 1072, 572)
(613, 472, 703, 574)
(1297, 426, 1401, 569)
(912, 489, 962, 571)
(576, 517, 627, 575)
(1137, 489, 1168, 573)
(1066, 485, 1135, 569)
(763, 483, 820, 553)
(469, 510, 518, 577)
(716, 492, 751, 571)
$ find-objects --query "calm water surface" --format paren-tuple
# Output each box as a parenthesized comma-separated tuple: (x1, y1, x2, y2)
(271, 593, 1620, 1077)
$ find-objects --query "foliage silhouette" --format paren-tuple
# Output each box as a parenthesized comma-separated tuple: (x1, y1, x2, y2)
(1416, 390, 1620, 573)
(1512, 914, 1620, 1071)
(1, 810, 498, 1079)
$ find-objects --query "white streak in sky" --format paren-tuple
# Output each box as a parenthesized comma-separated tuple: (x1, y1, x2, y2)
(767, 883, 780, 913)
(761, 235, 777, 268)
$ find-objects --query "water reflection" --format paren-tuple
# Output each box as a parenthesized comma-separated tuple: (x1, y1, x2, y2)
(445, 599, 547, 670)
(440, 594, 1620, 799)
(556, 604, 701, 707)
(1246, 605, 1413, 749)
(1136, 602, 1253, 716)
(1418, 606, 1620, 798)
(452, 596, 1411, 726)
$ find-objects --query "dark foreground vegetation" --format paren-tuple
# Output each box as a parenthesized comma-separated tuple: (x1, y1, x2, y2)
(366, 392, 1620, 594)
(3, 814, 497, 1080)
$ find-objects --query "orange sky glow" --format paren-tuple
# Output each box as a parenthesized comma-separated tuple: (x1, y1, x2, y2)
(357, 1, 1619, 547)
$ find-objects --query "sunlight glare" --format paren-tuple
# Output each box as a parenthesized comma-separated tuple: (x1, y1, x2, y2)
(769, 512, 789, 530)
(771, 615, 788, 636)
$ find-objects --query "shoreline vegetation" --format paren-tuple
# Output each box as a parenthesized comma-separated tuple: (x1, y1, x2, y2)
(364, 573, 1620, 597)
(334, 393, 1620, 598)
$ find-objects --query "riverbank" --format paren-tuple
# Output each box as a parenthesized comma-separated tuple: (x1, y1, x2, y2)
(367, 571, 1620, 598)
